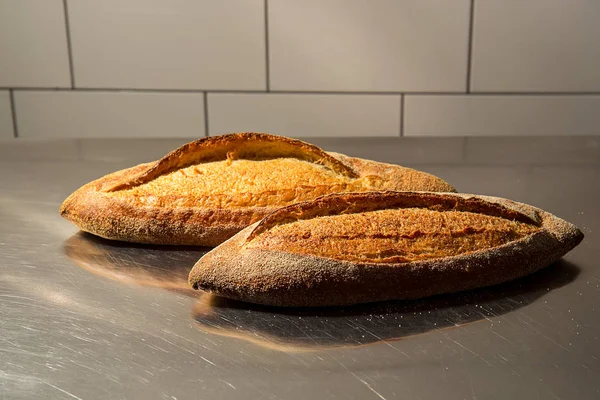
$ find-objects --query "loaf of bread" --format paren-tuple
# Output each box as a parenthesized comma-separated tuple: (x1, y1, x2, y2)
(60, 133, 455, 246)
(189, 191, 583, 307)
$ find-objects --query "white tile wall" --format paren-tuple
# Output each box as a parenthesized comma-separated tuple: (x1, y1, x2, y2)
(208, 93, 400, 137)
(0, 91, 14, 139)
(0, 0, 71, 87)
(68, 0, 266, 90)
(472, 0, 600, 92)
(404, 95, 600, 136)
(15, 91, 205, 138)
(1, 0, 600, 139)
(269, 0, 470, 92)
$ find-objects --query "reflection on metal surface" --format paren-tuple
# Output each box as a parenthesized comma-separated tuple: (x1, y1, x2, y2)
(193, 261, 579, 351)
(64, 232, 208, 295)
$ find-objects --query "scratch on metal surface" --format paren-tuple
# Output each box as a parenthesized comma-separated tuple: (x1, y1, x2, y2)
(348, 371, 387, 400)
(70, 334, 98, 343)
(0, 294, 35, 301)
(199, 356, 217, 367)
(335, 360, 387, 400)
(156, 329, 235, 362)
(0, 370, 39, 383)
(477, 312, 493, 323)
(56, 342, 78, 354)
(220, 379, 237, 390)
(468, 373, 476, 400)
(490, 330, 512, 343)
(1, 341, 40, 357)
(158, 336, 196, 355)
(516, 316, 573, 353)
(147, 344, 169, 353)
(288, 317, 320, 346)
(350, 322, 410, 359)
(43, 382, 83, 400)
(69, 360, 97, 373)
(437, 329, 493, 367)
(17, 325, 43, 332)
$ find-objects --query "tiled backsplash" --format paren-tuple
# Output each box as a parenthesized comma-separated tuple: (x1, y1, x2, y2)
(1, 0, 600, 139)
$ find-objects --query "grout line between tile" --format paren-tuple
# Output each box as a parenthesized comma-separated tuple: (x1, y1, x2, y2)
(8, 90, 19, 138)
(269, 90, 408, 96)
(399, 94, 405, 137)
(264, 0, 271, 91)
(203, 92, 210, 137)
(3, 87, 600, 96)
(63, 0, 76, 88)
(466, 0, 475, 93)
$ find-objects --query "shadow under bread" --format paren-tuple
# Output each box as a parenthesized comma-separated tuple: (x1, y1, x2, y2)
(192, 260, 580, 351)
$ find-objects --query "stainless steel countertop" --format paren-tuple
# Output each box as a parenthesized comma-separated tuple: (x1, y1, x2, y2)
(1, 136, 599, 399)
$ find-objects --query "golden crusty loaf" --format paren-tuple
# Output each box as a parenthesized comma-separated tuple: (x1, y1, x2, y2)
(60, 133, 455, 246)
(189, 191, 583, 307)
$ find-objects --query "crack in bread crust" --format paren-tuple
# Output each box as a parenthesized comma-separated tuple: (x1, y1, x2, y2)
(246, 191, 541, 243)
(247, 208, 540, 263)
(110, 158, 395, 209)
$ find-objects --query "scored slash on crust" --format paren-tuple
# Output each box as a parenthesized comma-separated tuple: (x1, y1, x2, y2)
(104, 132, 359, 192)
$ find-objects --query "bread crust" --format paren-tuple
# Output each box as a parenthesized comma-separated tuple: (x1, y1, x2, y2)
(188, 191, 584, 307)
(60, 133, 456, 246)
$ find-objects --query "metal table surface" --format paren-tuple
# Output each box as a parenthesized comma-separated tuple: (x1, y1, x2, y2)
(1, 136, 599, 400)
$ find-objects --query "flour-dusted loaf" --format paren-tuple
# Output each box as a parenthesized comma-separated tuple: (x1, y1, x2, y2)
(189, 191, 583, 307)
(60, 133, 455, 246)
